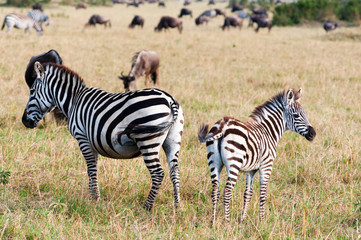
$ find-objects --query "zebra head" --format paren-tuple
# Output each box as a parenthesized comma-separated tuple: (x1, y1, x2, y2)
(22, 62, 54, 128)
(284, 88, 316, 141)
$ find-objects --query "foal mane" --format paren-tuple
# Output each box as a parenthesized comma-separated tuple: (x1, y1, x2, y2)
(43, 63, 85, 85)
(249, 90, 286, 121)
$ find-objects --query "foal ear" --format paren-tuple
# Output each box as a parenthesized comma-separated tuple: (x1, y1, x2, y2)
(286, 88, 294, 105)
(295, 88, 302, 102)
(34, 61, 45, 79)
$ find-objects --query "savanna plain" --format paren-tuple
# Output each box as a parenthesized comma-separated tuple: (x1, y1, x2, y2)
(0, 2, 360, 239)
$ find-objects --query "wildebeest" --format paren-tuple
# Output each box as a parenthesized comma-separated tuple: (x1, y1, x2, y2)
(75, 2, 87, 9)
(1, 14, 43, 36)
(129, 15, 144, 28)
(25, 49, 67, 124)
(231, 4, 243, 12)
(252, 7, 268, 16)
(178, 8, 193, 18)
(200, 9, 225, 18)
(254, 17, 272, 33)
(208, 0, 215, 5)
(323, 20, 338, 32)
(248, 13, 267, 27)
(32, 3, 43, 11)
(222, 15, 242, 31)
(195, 16, 209, 26)
(184, 0, 191, 5)
(118, 50, 160, 92)
(112, 0, 126, 3)
(154, 16, 183, 34)
(127, 2, 139, 7)
(85, 15, 111, 28)
(158, 1, 165, 7)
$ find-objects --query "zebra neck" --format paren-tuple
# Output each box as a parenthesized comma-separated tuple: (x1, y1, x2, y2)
(254, 107, 286, 145)
(48, 70, 86, 119)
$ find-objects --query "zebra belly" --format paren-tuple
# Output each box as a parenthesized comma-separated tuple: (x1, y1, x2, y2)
(93, 134, 141, 159)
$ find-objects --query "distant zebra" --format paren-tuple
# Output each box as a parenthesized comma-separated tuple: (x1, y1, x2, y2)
(1, 13, 43, 35)
(22, 62, 184, 211)
(198, 89, 316, 225)
(28, 11, 50, 26)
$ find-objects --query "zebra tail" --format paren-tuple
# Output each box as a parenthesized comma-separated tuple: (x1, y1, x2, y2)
(198, 123, 223, 143)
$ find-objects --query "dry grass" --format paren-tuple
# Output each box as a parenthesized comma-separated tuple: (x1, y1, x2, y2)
(0, 2, 360, 239)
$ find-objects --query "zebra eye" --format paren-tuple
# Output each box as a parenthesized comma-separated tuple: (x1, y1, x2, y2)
(30, 89, 35, 95)
(293, 113, 300, 118)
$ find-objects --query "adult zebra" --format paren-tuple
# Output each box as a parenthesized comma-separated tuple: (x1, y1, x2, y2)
(1, 13, 43, 35)
(28, 11, 50, 26)
(22, 62, 184, 210)
(198, 89, 316, 225)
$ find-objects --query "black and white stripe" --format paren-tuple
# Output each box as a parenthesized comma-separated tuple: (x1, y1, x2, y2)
(1, 13, 43, 35)
(198, 89, 316, 225)
(22, 62, 184, 210)
(28, 11, 50, 26)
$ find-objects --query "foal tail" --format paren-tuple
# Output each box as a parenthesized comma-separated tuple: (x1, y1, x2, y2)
(151, 71, 158, 85)
(198, 124, 223, 143)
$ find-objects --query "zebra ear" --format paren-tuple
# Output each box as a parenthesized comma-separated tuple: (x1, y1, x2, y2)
(295, 88, 302, 102)
(286, 89, 294, 105)
(34, 61, 44, 79)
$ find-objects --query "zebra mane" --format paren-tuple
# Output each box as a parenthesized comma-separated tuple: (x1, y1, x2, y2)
(43, 63, 85, 85)
(249, 90, 286, 121)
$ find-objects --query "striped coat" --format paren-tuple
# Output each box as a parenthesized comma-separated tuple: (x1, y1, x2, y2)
(22, 62, 184, 210)
(198, 89, 316, 225)
(28, 11, 50, 26)
(1, 13, 43, 35)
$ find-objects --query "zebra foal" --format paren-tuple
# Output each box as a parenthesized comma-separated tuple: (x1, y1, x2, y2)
(22, 62, 184, 210)
(198, 89, 316, 225)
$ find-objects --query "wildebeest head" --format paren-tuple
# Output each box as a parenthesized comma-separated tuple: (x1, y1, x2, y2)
(118, 71, 136, 92)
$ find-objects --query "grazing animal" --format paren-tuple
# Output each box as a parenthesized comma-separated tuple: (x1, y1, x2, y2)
(195, 16, 209, 26)
(24, 49, 66, 125)
(129, 15, 144, 28)
(1, 14, 43, 36)
(154, 16, 182, 33)
(184, 0, 191, 5)
(248, 13, 267, 27)
(127, 2, 139, 7)
(254, 17, 272, 33)
(208, 0, 215, 5)
(178, 8, 193, 18)
(85, 15, 111, 28)
(231, 5, 243, 12)
(198, 89, 316, 225)
(222, 15, 242, 31)
(75, 2, 87, 9)
(252, 7, 267, 16)
(112, 0, 126, 3)
(28, 11, 50, 26)
(22, 62, 184, 211)
(119, 50, 159, 92)
(200, 9, 225, 18)
(32, 3, 43, 11)
(323, 21, 338, 32)
(158, 1, 165, 7)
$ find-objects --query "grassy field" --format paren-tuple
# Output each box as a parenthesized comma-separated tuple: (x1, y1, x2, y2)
(0, 2, 360, 239)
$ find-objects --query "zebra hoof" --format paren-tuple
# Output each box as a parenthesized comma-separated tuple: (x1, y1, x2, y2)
(143, 203, 153, 211)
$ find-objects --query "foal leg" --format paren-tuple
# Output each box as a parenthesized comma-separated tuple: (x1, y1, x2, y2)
(223, 167, 240, 223)
(240, 170, 257, 223)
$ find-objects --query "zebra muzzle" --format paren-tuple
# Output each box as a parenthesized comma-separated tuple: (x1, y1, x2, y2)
(22, 110, 37, 129)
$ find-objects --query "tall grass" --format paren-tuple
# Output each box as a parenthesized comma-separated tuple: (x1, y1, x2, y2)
(0, 2, 360, 239)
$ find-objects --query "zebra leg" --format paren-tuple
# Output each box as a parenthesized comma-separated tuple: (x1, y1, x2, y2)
(223, 170, 240, 223)
(240, 170, 257, 223)
(137, 141, 165, 211)
(162, 111, 184, 208)
(80, 143, 100, 200)
(259, 161, 274, 221)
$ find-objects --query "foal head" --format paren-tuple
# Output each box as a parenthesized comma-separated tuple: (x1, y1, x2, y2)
(284, 88, 316, 141)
